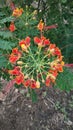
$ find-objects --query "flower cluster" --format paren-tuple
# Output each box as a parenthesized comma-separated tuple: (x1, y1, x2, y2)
(8, 19, 64, 89)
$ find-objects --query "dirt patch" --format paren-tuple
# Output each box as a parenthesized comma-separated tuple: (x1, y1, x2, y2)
(0, 83, 73, 130)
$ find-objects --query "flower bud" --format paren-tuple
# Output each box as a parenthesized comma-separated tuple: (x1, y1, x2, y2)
(25, 64, 28, 68)
(36, 81, 40, 88)
(61, 61, 65, 66)
(33, 10, 37, 15)
(42, 79, 45, 83)
(25, 22, 29, 26)
(17, 61, 23, 65)
(24, 74, 29, 79)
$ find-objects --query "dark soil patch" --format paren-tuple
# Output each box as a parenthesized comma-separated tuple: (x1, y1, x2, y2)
(0, 83, 73, 130)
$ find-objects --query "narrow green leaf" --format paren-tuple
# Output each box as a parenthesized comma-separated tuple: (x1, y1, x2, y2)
(28, 88, 38, 103)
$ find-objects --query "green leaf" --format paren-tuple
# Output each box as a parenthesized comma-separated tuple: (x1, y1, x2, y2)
(28, 88, 38, 103)
(31, 89, 38, 103)
(0, 16, 14, 24)
(0, 31, 13, 39)
(0, 12, 5, 17)
(61, 0, 67, 3)
(0, 39, 15, 50)
(55, 67, 73, 91)
(0, 55, 8, 68)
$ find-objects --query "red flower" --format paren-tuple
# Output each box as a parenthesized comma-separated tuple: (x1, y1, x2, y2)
(12, 8, 23, 17)
(9, 66, 21, 75)
(25, 36, 31, 45)
(57, 64, 63, 72)
(49, 70, 58, 77)
(12, 48, 22, 57)
(45, 78, 51, 87)
(54, 47, 61, 56)
(15, 73, 24, 85)
(44, 39, 50, 46)
(19, 37, 31, 46)
(9, 22, 16, 32)
(34, 36, 50, 47)
(41, 36, 46, 41)
(19, 37, 30, 52)
(19, 39, 25, 46)
(9, 48, 22, 64)
(12, 48, 19, 54)
(49, 44, 56, 49)
(9, 54, 19, 63)
(30, 80, 36, 89)
(34, 37, 41, 44)
(23, 79, 31, 87)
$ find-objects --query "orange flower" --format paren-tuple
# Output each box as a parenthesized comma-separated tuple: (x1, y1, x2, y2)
(34, 37, 41, 44)
(41, 36, 46, 41)
(19, 39, 27, 52)
(54, 47, 61, 56)
(12, 48, 22, 57)
(34, 36, 50, 47)
(9, 54, 19, 63)
(47, 44, 56, 56)
(25, 36, 31, 45)
(45, 78, 51, 87)
(57, 56, 63, 62)
(12, 7, 23, 17)
(23, 79, 31, 87)
(15, 73, 24, 85)
(49, 70, 58, 77)
(12, 48, 19, 54)
(30, 80, 36, 89)
(37, 20, 44, 31)
(8, 24, 64, 90)
(9, 48, 21, 64)
(9, 66, 21, 75)
(52, 64, 63, 72)
(44, 39, 50, 46)
(19, 39, 25, 46)
(56, 64, 63, 72)
(9, 22, 16, 32)
(19, 37, 30, 46)
(49, 44, 56, 49)
(19, 37, 30, 52)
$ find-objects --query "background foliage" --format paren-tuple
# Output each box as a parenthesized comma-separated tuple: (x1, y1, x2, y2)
(0, 0, 73, 63)
(0, 0, 73, 92)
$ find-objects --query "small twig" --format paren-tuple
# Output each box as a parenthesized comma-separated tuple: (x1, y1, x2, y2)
(46, 97, 55, 106)
(61, 44, 73, 50)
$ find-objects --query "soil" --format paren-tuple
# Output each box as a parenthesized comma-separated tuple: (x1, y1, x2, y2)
(0, 81, 73, 130)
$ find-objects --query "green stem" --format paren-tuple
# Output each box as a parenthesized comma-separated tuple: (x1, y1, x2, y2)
(28, 68, 35, 77)
(39, 69, 45, 82)
(29, 47, 36, 63)
(41, 54, 49, 63)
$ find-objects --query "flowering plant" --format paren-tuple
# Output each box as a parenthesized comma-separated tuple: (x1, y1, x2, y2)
(8, 7, 64, 101)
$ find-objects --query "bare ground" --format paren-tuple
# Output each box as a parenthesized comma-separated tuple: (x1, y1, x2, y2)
(0, 81, 73, 130)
